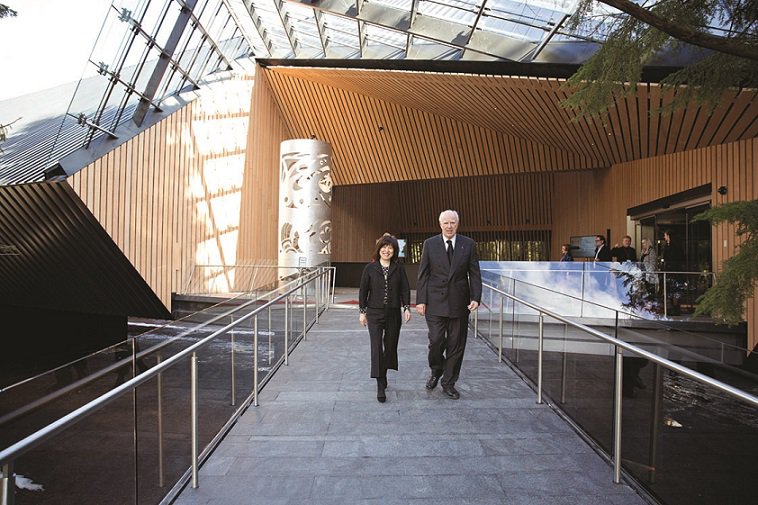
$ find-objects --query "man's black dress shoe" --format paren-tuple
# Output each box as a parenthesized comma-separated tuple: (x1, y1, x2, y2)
(442, 385, 460, 400)
(425, 374, 440, 390)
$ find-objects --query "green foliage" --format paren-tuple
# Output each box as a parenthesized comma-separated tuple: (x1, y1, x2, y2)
(562, 0, 758, 118)
(0, 4, 17, 18)
(692, 200, 758, 324)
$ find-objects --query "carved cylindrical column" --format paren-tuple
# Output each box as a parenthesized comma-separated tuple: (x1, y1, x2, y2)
(278, 139, 332, 271)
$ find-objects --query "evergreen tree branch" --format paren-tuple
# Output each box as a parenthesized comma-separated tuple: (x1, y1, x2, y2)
(597, 0, 758, 61)
(692, 200, 758, 325)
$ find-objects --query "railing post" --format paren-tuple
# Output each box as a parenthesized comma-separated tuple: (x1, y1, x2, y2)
(230, 317, 236, 407)
(663, 272, 668, 317)
(190, 353, 199, 489)
(284, 295, 289, 366)
(157, 353, 165, 488)
(302, 285, 307, 339)
(580, 268, 585, 318)
(613, 345, 623, 484)
(316, 275, 320, 325)
(537, 313, 544, 404)
(649, 363, 663, 483)
(498, 297, 504, 363)
(253, 315, 259, 407)
(561, 324, 568, 404)
(1, 462, 15, 505)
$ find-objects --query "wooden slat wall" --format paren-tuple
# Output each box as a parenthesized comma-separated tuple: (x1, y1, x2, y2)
(551, 138, 757, 349)
(237, 69, 292, 268)
(68, 74, 288, 308)
(331, 173, 552, 261)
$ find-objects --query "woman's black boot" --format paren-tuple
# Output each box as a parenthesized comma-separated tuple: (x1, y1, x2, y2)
(376, 378, 386, 403)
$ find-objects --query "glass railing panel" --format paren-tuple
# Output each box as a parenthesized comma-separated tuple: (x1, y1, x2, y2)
(10, 393, 137, 504)
(0, 345, 137, 450)
(619, 365, 758, 505)
(134, 353, 193, 504)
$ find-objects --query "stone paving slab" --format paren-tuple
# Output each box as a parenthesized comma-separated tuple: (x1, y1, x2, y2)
(173, 307, 649, 505)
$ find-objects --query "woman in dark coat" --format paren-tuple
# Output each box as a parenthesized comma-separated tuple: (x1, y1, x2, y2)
(358, 234, 411, 402)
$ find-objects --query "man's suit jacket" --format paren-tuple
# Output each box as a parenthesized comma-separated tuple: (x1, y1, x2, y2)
(416, 234, 482, 318)
(595, 244, 612, 261)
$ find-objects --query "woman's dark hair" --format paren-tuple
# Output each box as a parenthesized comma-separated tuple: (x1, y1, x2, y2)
(561, 243, 571, 252)
(372, 233, 399, 262)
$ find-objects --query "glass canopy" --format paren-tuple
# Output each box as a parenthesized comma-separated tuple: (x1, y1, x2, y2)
(0, 0, 623, 183)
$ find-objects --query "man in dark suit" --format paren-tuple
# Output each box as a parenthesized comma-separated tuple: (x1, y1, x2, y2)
(416, 210, 482, 400)
(594, 235, 612, 261)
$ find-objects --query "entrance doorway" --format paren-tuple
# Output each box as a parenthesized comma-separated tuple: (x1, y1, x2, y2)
(636, 203, 712, 273)
(630, 185, 713, 316)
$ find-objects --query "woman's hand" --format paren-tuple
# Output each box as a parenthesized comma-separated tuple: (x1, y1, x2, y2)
(359, 313, 367, 327)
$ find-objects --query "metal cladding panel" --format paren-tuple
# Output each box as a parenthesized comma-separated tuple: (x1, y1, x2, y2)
(0, 181, 171, 318)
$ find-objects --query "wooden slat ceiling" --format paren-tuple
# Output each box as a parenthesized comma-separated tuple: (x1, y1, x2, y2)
(260, 65, 757, 186)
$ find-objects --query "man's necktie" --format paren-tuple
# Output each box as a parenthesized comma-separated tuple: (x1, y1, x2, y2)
(446, 239, 453, 264)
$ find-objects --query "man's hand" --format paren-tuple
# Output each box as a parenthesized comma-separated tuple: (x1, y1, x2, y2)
(359, 313, 367, 327)
(416, 303, 426, 316)
(467, 301, 479, 311)
(404, 309, 411, 322)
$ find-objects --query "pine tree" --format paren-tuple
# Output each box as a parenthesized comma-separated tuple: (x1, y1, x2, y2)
(563, 0, 758, 118)
(693, 200, 758, 324)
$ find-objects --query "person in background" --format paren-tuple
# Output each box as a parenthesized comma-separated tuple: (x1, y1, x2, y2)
(640, 238, 659, 294)
(594, 235, 612, 261)
(358, 234, 411, 403)
(611, 235, 637, 263)
(560, 243, 574, 262)
(416, 210, 481, 400)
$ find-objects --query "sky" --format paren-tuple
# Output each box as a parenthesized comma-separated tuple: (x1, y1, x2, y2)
(0, 0, 110, 101)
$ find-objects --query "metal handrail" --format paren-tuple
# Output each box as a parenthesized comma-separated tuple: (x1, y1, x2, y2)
(485, 272, 750, 355)
(477, 282, 758, 484)
(0, 271, 325, 427)
(481, 282, 758, 406)
(0, 267, 329, 473)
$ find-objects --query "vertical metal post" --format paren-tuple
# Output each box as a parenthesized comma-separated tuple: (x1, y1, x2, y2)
(284, 295, 290, 366)
(512, 293, 518, 363)
(268, 306, 273, 366)
(1, 462, 15, 505)
(488, 299, 493, 341)
(663, 272, 668, 317)
(613, 346, 624, 484)
(580, 268, 586, 318)
(498, 297, 504, 363)
(131, 338, 139, 502)
(230, 319, 236, 407)
(302, 285, 307, 339)
(157, 354, 165, 488)
(561, 324, 568, 404)
(191, 353, 199, 488)
(253, 315, 259, 407)
(537, 313, 544, 404)
(316, 275, 320, 324)
(649, 363, 663, 483)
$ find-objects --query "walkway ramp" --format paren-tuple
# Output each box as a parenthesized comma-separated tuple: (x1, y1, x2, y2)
(174, 307, 648, 505)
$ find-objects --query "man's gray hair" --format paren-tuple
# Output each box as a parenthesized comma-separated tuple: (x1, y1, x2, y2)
(438, 209, 459, 223)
